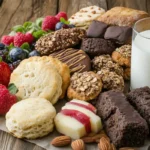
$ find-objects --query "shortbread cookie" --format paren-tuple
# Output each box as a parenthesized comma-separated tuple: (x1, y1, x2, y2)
(69, 6, 105, 27)
(81, 38, 115, 57)
(112, 45, 131, 67)
(10, 60, 62, 104)
(98, 7, 149, 27)
(25, 56, 70, 99)
(67, 72, 102, 101)
(50, 48, 91, 74)
(97, 69, 124, 91)
(35, 28, 86, 55)
(92, 55, 124, 76)
(6, 98, 56, 139)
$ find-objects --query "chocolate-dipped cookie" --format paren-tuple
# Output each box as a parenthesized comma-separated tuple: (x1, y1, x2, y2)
(87, 21, 108, 38)
(104, 26, 132, 44)
(81, 38, 115, 57)
(50, 48, 91, 74)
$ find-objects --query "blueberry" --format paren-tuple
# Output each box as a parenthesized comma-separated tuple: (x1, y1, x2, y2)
(69, 24, 75, 28)
(62, 24, 69, 29)
(29, 50, 40, 57)
(55, 22, 65, 30)
(0, 43, 5, 50)
(9, 48, 27, 62)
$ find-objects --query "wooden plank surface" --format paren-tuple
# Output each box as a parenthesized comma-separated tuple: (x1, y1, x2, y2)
(0, 0, 149, 150)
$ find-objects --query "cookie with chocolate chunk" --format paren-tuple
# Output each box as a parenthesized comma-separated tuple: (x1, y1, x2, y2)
(67, 71, 103, 101)
(81, 38, 115, 57)
(50, 48, 91, 75)
(35, 28, 86, 55)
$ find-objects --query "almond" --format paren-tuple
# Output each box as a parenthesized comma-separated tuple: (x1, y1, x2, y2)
(98, 137, 112, 150)
(119, 148, 135, 150)
(71, 139, 85, 150)
(51, 136, 71, 147)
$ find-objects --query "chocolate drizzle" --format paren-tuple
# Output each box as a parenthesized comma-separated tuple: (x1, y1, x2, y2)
(50, 48, 91, 74)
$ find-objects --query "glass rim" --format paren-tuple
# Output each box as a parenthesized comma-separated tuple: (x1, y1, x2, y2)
(133, 17, 150, 39)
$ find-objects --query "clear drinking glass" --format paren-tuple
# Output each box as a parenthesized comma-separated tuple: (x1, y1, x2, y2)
(131, 17, 150, 89)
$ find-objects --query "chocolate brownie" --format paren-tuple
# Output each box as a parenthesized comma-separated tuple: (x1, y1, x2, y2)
(127, 86, 150, 128)
(96, 90, 149, 148)
(81, 38, 115, 57)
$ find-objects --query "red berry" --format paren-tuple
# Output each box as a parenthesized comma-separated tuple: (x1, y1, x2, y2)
(25, 33, 34, 43)
(0, 61, 11, 87)
(14, 32, 26, 47)
(1, 35, 14, 45)
(55, 12, 68, 21)
(0, 84, 17, 115)
(42, 16, 59, 31)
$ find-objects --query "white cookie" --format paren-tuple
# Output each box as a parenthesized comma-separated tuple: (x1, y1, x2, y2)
(69, 6, 105, 27)
(10, 59, 62, 104)
(6, 98, 56, 139)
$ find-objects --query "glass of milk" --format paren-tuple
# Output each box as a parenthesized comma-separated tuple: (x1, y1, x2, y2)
(131, 17, 150, 89)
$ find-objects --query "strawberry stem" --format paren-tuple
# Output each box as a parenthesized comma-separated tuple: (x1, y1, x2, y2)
(0, 56, 2, 62)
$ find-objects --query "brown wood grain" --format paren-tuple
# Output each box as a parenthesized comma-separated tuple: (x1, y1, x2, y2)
(0, 0, 58, 37)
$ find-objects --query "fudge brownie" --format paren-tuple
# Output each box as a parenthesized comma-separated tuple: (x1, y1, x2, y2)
(96, 90, 149, 148)
(81, 38, 115, 57)
(127, 86, 150, 128)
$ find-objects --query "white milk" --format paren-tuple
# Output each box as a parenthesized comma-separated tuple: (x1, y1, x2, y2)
(131, 30, 150, 89)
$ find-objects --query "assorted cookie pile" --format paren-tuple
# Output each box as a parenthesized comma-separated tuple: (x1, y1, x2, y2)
(0, 5, 150, 150)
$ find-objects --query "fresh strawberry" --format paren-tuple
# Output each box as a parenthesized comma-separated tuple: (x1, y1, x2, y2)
(1, 35, 14, 45)
(42, 16, 59, 31)
(0, 84, 17, 115)
(0, 60, 11, 87)
(55, 12, 68, 21)
(25, 33, 34, 43)
(14, 32, 26, 47)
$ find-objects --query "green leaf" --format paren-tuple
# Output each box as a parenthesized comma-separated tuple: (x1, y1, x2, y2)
(23, 22, 33, 29)
(20, 43, 30, 51)
(8, 83, 18, 95)
(60, 17, 70, 25)
(0, 57, 2, 62)
(12, 25, 25, 33)
(36, 18, 44, 28)
(6, 43, 15, 51)
(33, 30, 47, 40)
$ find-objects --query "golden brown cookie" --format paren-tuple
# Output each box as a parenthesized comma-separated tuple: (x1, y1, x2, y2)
(67, 72, 102, 101)
(98, 7, 149, 27)
(10, 59, 62, 104)
(92, 55, 124, 76)
(112, 45, 131, 67)
(25, 56, 70, 99)
(124, 67, 130, 80)
(97, 69, 124, 91)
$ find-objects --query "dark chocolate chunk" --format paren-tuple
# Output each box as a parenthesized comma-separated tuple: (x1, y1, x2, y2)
(127, 86, 150, 129)
(104, 26, 132, 43)
(50, 48, 91, 75)
(87, 21, 108, 38)
(81, 38, 115, 57)
(96, 90, 149, 148)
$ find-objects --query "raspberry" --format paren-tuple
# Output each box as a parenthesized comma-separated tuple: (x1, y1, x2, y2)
(1, 35, 14, 45)
(42, 16, 59, 31)
(25, 33, 34, 43)
(0, 84, 17, 115)
(0, 61, 11, 87)
(14, 32, 26, 47)
(55, 12, 68, 21)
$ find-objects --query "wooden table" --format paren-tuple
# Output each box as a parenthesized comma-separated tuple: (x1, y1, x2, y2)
(0, 0, 150, 149)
